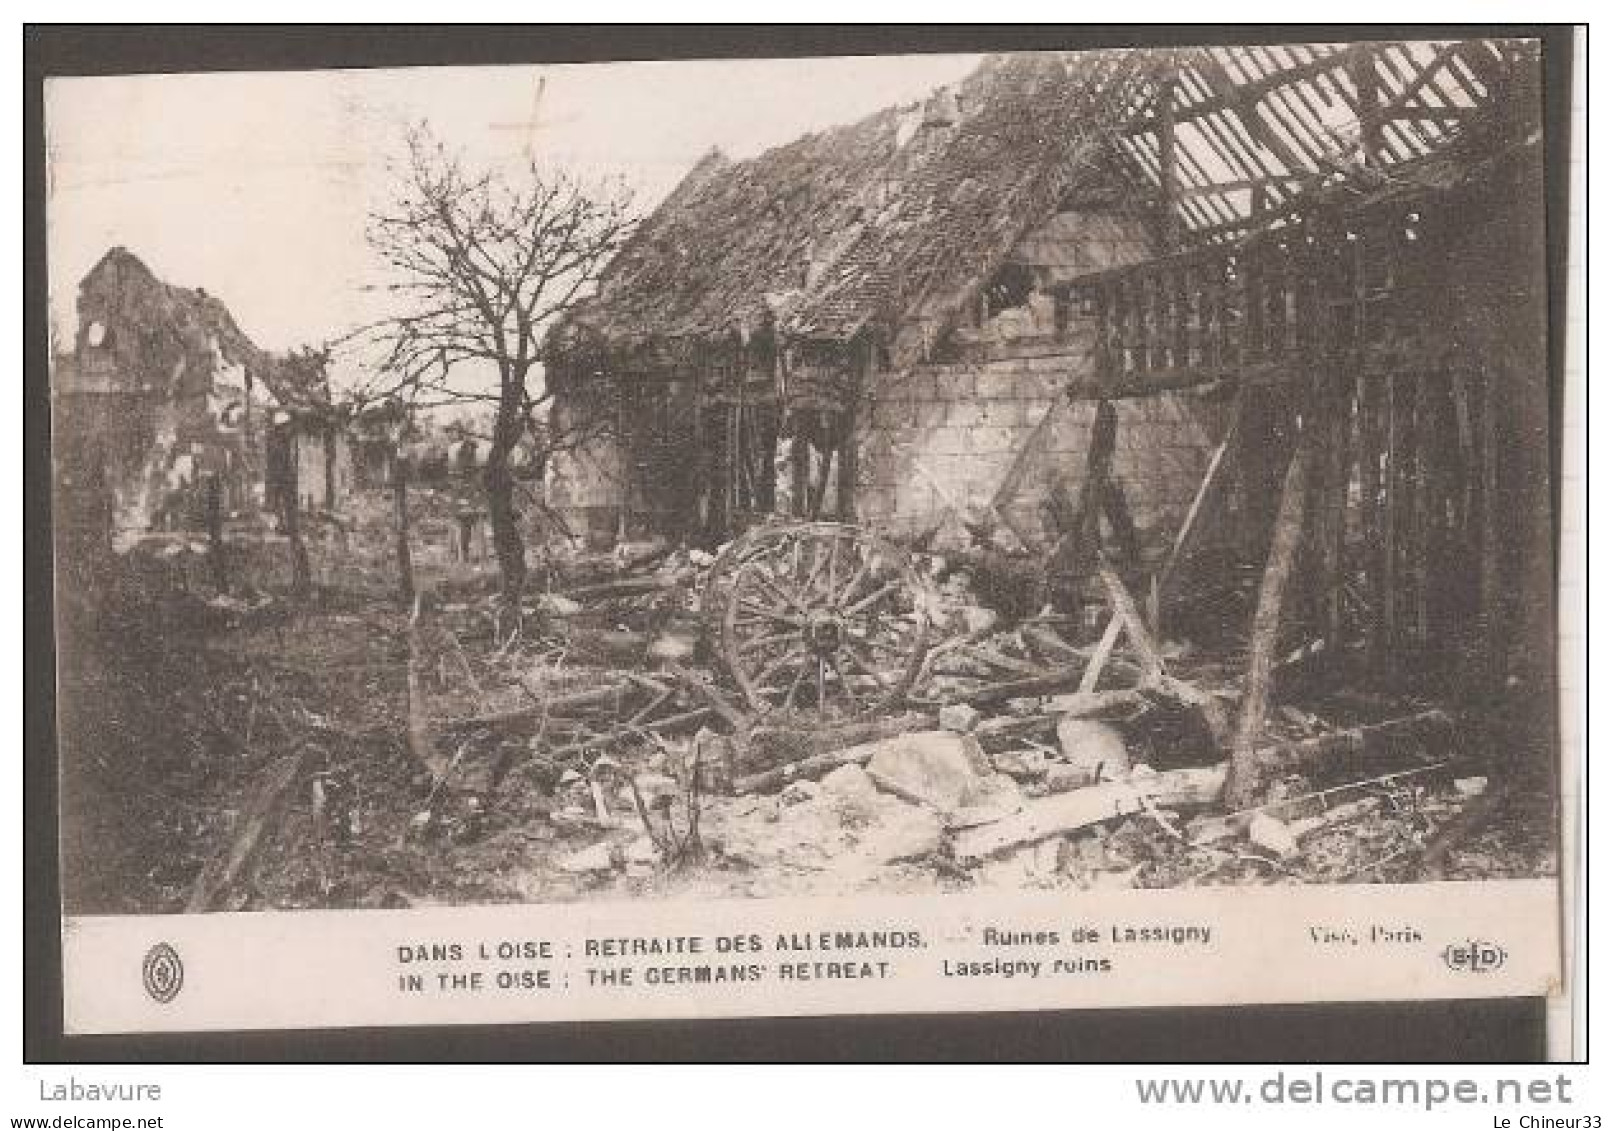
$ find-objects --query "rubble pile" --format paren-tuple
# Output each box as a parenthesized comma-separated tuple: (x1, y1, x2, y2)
(71, 504, 1543, 915)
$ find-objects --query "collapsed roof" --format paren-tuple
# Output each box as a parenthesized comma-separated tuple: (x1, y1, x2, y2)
(550, 39, 1537, 372)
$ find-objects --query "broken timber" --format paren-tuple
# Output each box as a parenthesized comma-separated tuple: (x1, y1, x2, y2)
(953, 764, 1227, 862)
(186, 746, 313, 912)
(1225, 421, 1316, 808)
(954, 708, 1455, 861)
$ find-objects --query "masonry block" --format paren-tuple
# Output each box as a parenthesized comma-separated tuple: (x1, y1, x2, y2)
(972, 368, 1027, 400)
(967, 426, 1019, 455)
(871, 400, 913, 430)
(946, 400, 990, 428)
(936, 371, 975, 400)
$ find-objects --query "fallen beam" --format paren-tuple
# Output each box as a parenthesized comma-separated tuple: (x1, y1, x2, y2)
(740, 712, 934, 776)
(437, 680, 639, 732)
(1250, 708, 1456, 778)
(953, 708, 1456, 862)
(953, 764, 1228, 862)
(955, 664, 1087, 707)
(560, 568, 695, 603)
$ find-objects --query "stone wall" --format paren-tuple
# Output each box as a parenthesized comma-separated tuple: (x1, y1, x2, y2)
(855, 322, 1227, 563)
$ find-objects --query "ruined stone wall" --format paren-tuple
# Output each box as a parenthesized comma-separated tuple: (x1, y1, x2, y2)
(855, 322, 1227, 562)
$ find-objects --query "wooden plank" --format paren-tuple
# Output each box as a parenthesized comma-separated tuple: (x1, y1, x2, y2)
(954, 764, 1228, 861)
(990, 395, 1073, 517)
(1156, 387, 1247, 604)
(1097, 560, 1166, 684)
(1079, 613, 1123, 694)
(1251, 708, 1455, 777)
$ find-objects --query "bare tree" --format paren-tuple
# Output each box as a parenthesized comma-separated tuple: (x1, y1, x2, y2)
(362, 125, 634, 609)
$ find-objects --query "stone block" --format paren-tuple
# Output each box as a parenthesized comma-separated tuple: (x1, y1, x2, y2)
(864, 731, 990, 813)
(936, 371, 975, 400)
(975, 368, 1032, 400)
(870, 400, 912, 430)
(946, 400, 990, 428)
(1054, 719, 1131, 787)
(928, 427, 972, 456)
(969, 426, 1018, 454)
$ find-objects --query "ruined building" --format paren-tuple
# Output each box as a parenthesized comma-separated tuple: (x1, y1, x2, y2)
(52, 248, 350, 559)
(546, 41, 1552, 696)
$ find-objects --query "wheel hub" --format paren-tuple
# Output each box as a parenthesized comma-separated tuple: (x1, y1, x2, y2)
(804, 611, 843, 656)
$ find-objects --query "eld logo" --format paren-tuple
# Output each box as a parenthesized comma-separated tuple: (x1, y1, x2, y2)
(141, 942, 184, 1003)
(1441, 939, 1507, 974)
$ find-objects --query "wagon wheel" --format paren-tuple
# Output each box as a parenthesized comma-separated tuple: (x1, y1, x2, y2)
(719, 522, 930, 720)
(700, 523, 803, 634)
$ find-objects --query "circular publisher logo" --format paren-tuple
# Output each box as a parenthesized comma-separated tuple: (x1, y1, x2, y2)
(1441, 939, 1507, 974)
(142, 942, 184, 1003)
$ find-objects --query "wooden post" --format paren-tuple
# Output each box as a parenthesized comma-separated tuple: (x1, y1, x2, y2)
(1382, 368, 1401, 681)
(1048, 398, 1119, 591)
(836, 349, 863, 521)
(1349, 51, 1383, 169)
(1477, 354, 1501, 685)
(1411, 366, 1432, 645)
(205, 472, 228, 592)
(1156, 77, 1180, 248)
(283, 452, 312, 599)
(790, 428, 809, 518)
(1225, 418, 1315, 809)
(393, 448, 415, 608)
(323, 428, 337, 510)
(1101, 478, 1142, 576)
(1318, 381, 1349, 649)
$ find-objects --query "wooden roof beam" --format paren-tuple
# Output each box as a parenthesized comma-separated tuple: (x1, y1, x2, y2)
(1187, 50, 1319, 182)
(1126, 43, 1371, 133)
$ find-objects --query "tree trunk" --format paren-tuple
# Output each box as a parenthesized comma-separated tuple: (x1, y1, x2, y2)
(1224, 425, 1316, 808)
(393, 449, 415, 608)
(484, 409, 526, 609)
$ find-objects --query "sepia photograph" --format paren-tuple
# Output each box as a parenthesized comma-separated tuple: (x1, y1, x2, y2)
(39, 28, 1572, 1037)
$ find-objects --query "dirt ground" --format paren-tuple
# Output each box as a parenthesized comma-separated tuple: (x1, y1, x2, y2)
(55, 495, 1559, 916)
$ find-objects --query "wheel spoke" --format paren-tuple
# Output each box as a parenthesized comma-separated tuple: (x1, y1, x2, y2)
(844, 581, 901, 618)
(836, 553, 872, 608)
(839, 641, 891, 690)
(735, 615, 802, 634)
(800, 541, 831, 600)
(750, 569, 812, 617)
(845, 628, 911, 659)
(825, 655, 861, 709)
(757, 649, 809, 689)
(739, 629, 801, 656)
(782, 658, 811, 710)
(721, 524, 927, 720)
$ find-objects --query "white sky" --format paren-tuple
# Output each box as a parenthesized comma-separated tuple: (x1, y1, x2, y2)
(45, 54, 983, 365)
